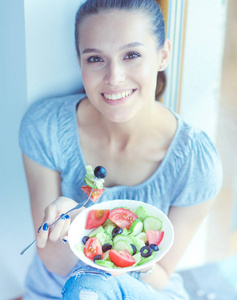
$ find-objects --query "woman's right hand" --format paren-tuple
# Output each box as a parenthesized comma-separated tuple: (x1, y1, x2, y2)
(37, 196, 85, 248)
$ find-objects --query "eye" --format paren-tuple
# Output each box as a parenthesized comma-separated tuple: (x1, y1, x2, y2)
(87, 56, 103, 63)
(124, 52, 141, 60)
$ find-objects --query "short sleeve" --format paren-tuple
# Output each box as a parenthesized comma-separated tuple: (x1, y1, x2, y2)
(19, 99, 60, 171)
(170, 130, 223, 206)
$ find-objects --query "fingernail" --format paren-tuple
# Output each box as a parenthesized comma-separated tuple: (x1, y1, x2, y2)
(37, 225, 42, 233)
(43, 223, 48, 231)
(61, 239, 67, 245)
(65, 215, 70, 219)
(60, 214, 66, 220)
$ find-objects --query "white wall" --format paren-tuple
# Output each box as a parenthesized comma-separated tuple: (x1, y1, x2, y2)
(0, 1, 31, 299)
(24, 0, 84, 105)
(0, 1, 83, 299)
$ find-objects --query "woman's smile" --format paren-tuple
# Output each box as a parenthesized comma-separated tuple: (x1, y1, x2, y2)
(101, 89, 136, 105)
(102, 89, 134, 101)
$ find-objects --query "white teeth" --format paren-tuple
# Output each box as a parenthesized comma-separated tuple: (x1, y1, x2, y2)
(104, 90, 133, 100)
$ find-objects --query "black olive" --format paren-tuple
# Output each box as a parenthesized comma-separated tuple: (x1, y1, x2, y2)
(130, 244, 137, 255)
(140, 246, 152, 257)
(94, 166, 107, 179)
(93, 255, 102, 262)
(149, 244, 159, 252)
(145, 241, 149, 246)
(82, 236, 89, 244)
(102, 244, 113, 252)
(112, 226, 123, 238)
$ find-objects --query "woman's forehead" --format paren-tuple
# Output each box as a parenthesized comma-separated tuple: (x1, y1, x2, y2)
(78, 10, 154, 50)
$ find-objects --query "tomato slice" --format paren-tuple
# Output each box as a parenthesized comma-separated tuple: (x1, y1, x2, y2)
(109, 249, 135, 267)
(108, 208, 138, 230)
(85, 209, 110, 229)
(84, 237, 103, 260)
(146, 230, 164, 246)
(81, 185, 105, 202)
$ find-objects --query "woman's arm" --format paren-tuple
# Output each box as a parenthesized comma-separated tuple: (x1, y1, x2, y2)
(22, 153, 81, 276)
(141, 199, 214, 290)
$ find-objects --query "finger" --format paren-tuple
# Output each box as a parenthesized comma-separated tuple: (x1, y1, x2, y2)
(49, 214, 68, 242)
(36, 222, 49, 248)
(60, 215, 71, 240)
(36, 203, 57, 247)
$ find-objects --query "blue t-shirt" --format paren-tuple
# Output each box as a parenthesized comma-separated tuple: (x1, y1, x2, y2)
(19, 93, 222, 215)
(19, 94, 222, 299)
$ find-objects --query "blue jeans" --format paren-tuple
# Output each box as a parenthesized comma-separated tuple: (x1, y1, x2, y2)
(61, 266, 189, 300)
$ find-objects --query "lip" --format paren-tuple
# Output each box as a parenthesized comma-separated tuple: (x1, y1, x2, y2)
(101, 89, 136, 105)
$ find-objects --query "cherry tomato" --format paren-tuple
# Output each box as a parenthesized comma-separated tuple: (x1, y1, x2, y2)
(109, 208, 138, 229)
(84, 237, 103, 260)
(109, 249, 135, 267)
(81, 186, 105, 202)
(85, 209, 110, 229)
(146, 230, 164, 246)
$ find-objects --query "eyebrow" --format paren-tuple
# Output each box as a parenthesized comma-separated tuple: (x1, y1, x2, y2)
(81, 42, 144, 54)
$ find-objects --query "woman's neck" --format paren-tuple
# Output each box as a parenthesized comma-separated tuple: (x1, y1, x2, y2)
(78, 98, 163, 150)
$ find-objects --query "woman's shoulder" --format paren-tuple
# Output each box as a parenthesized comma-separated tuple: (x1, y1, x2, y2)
(19, 93, 85, 170)
(175, 115, 220, 163)
(22, 94, 84, 121)
(168, 115, 223, 206)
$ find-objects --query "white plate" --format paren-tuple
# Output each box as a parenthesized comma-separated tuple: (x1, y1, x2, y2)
(68, 200, 174, 274)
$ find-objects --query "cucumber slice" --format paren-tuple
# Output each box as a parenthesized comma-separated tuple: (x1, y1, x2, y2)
(136, 232, 148, 243)
(95, 260, 115, 268)
(143, 216, 162, 231)
(113, 240, 133, 254)
(134, 206, 150, 221)
(84, 177, 97, 189)
(84, 177, 104, 189)
(113, 234, 133, 245)
(130, 219, 143, 236)
(88, 225, 104, 237)
(136, 252, 156, 266)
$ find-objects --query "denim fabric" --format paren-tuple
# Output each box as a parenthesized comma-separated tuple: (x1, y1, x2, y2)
(23, 254, 189, 300)
(61, 266, 190, 300)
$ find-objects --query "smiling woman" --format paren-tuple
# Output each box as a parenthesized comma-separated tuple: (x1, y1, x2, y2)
(18, 0, 223, 299)
(76, 8, 170, 123)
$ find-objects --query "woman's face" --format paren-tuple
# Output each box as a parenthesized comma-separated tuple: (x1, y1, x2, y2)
(78, 9, 168, 123)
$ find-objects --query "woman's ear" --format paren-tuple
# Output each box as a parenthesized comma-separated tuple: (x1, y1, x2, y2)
(158, 39, 171, 71)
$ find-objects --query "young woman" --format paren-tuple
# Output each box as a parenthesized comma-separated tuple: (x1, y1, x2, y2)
(19, 0, 222, 299)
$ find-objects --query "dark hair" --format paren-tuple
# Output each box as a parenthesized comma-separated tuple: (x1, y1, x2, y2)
(75, 0, 166, 100)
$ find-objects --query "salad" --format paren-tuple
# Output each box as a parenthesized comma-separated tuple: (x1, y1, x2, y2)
(80, 165, 107, 202)
(75, 205, 164, 269)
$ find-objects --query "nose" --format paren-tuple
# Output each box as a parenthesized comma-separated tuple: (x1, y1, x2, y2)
(104, 61, 125, 85)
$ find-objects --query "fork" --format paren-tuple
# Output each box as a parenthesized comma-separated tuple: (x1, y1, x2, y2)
(20, 190, 93, 255)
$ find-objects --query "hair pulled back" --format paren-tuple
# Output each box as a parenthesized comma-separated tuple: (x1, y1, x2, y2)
(75, 0, 166, 100)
